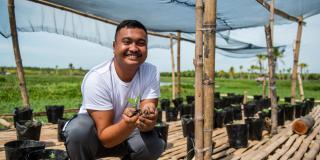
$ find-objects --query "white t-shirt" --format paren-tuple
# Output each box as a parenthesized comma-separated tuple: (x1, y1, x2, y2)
(78, 60, 160, 123)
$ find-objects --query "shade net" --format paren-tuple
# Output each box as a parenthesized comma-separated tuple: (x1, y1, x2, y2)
(1, 0, 319, 57)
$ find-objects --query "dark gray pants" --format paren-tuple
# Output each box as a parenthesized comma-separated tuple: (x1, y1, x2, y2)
(63, 113, 165, 160)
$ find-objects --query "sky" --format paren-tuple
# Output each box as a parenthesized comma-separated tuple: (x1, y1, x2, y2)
(0, 14, 319, 73)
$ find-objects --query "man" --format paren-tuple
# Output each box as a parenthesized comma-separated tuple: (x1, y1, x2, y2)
(63, 20, 165, 160)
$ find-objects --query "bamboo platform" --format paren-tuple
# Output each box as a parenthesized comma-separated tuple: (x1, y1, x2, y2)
(1, 105, 320, 160)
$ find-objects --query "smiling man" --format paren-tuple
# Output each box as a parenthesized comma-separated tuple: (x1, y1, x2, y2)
(63, 20, 165, 160)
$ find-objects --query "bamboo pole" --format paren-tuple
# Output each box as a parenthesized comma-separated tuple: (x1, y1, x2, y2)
(194, 0, 204, 159)
(259, 58, 267, 98)
(265, 25, 278, 135)
(170, 34, 176, 100)
(262, 76, 267, 98)
(298, 72, 305, 101)
(291, 16, 304, 105)
(203, 0, 216, 159)
(8, 0, 30, 108)
(177, 31, 181, 98)
(255, 0, 305, 25)
(265, 0, 278, 135)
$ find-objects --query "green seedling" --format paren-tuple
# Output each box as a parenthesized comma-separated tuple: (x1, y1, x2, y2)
(215, 108, 223, 112)
(49, 152, 56, 159)
(127, 96, 141, 117)
(128, 96, 140, 108)
(262, 108, 270, 113)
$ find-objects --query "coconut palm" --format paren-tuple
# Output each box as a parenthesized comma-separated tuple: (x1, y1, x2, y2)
(256, 54, 267, 75)
(239, 65, 243, 79)
(272, 48, 285, 72)
(69, 63, 74, 75)
(229, 66, 235, 79)
(218, 70, 226, 79)
(299, 63, 308, 80)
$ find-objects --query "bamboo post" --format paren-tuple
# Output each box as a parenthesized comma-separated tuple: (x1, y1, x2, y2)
(8, 0, 30, 108)
(265, 25, 278, 135)
(297, 72, 305, 101)
(265, 26, 278, 138)
(194, 0, 204, 159)
(266, 0, 278, 135)
(203, 0, 216, 159)
(262, 75, 267, 98)
(177, 31, 181, 98)
(291, 17, 304, 105)
(170, 34, 176, 100)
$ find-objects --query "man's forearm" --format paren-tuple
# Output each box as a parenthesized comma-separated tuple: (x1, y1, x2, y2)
(99, 119, 136, 148)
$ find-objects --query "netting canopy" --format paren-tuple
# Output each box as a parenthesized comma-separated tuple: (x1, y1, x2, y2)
(1, 0, 319, 56)
(19, 0, 320, 32)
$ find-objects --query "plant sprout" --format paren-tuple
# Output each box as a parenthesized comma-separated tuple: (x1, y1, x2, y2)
(128, 96, 140, 108)
(49, 152, 56, 159)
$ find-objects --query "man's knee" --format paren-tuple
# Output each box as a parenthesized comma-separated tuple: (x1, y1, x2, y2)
(130, 131, 165, 160)
(63, 114, 99, 160)
(64, 115, 95, 141)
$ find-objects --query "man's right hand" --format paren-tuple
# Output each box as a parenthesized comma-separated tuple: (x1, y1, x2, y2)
(122, 107, 139, 127)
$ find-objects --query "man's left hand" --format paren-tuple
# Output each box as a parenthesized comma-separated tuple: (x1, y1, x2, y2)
(137, 106, 157, 132)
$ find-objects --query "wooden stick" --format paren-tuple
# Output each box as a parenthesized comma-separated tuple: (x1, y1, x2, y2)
(8, 0, 30, 108)
(303, 138, 320, 160)
(298, 72, 305, 101)
(291, 16, 304, 105)
(170, 34, 176, 100)
(265, 24, 278, 135)
(255, 0, 305, 24)
(194, 0, 204, 159)
(268, 134, 299, 160)
(176, 31, 181, 98)
(0, 118, 12, 128)
(203, 0, 216, 159)
(279, 135, 306, 160)
(250, 133, 292, 160)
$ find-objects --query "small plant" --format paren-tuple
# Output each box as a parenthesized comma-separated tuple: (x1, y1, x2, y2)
(215, 108, 223, 112)
(262, 108, 270, 113)
(127, 96, 141, 117)
(128, 96, 140, 108)
(49, 152, 56, 159)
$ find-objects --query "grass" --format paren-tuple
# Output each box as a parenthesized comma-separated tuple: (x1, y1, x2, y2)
(1, 75, 319, 118)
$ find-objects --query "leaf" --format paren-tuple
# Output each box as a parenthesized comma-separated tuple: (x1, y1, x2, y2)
(128, 96, 140, 107)
(128, 98, 136, 106)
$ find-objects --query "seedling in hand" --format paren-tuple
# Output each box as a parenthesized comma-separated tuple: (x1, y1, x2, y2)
(127, 96, 140, 117)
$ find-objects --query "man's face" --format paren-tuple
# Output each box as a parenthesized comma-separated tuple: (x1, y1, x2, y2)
(113, 27, 148, 68)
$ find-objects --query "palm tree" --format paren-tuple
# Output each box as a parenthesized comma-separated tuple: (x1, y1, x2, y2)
(256, 54, 268, 97)
(272, 48, 285, 72)
(218, 70, 226, 79)
(239, 65, 243, 79)
(69, 63, 74, 75)
(256, 54, 267, 75)
(298, 63, 308, 80)
(229, 66, 235, 79)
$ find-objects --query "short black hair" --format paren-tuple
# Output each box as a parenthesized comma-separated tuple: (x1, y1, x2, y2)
(114, 20, 147, 40)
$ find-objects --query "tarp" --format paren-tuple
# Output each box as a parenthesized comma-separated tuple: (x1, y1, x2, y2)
(1, 0, 319, 56)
